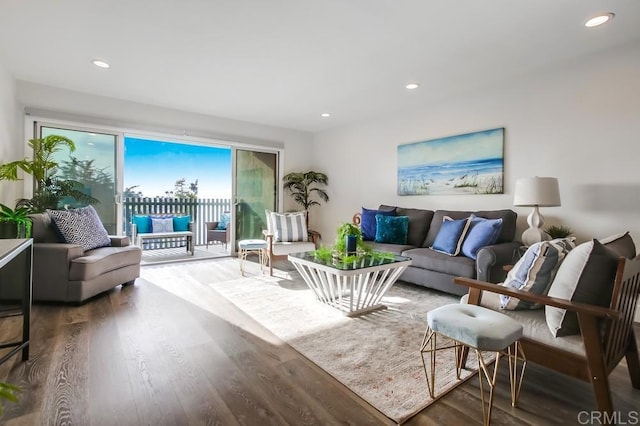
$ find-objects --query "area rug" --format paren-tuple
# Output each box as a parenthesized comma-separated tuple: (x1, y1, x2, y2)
(141, 258, 479, 424)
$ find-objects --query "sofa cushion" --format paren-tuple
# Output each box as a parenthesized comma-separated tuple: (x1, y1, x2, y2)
(430, 216, 471, 256)
(367, 242, 415, 255)
(403, 247, 476, 278)
(600, 231, 636, 259)
(461, 215, 503, 260)
(152, 217, 174, 233)
(500, 238, 575, 310)
(375, 215, 409, 244)
(172, 215, 191, 232)
(545, 239, 619, 337)
(361, 207, 396, 241)
(379, 205, 434, 247)
(30, 212, 64, 243)
(70, 244, 142, 281)
(47, 206, 111, 251)
(132, 215, 152, 233)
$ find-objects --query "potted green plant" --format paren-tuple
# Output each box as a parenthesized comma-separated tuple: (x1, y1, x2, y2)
(282, 171, 329, 227)
(0, 135, 98, 213)
(333, 222, 363, 254)
(0, 382, 20, 416)
(545, 225, 573, 239)
(0, 204, 32, 238)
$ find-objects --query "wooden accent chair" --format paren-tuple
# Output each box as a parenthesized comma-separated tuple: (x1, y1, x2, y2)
(454, 255, 640, 415)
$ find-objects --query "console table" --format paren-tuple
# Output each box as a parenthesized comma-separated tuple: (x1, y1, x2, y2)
(0, 239, 32, 364)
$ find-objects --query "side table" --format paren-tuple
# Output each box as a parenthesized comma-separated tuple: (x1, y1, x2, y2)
(0, 239, 32, 364)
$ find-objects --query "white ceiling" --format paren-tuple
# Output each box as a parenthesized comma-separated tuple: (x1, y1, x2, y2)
(1, 0, 639, 133)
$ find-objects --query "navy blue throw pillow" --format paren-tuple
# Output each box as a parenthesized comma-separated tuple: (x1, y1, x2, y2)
(361, 207, 396, 241)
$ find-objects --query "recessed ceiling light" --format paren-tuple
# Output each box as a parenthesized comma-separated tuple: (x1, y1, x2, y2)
(405, 83, 420, 90)
(585, 13, 614, 27)
(321, 113, 331, 118)
(92, 59, 110, 68)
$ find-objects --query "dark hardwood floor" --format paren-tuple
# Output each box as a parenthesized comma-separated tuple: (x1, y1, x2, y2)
(0, 273, 638, 425)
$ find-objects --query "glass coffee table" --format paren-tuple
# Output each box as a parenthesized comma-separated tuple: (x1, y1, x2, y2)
(288, 252, 412, 316)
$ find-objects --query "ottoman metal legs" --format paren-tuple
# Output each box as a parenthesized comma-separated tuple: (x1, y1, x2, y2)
(420, 304, 527, 426)
(238, 239, 268, 276)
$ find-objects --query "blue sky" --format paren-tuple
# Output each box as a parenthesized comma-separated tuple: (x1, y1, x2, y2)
(124, 137, 232, 198)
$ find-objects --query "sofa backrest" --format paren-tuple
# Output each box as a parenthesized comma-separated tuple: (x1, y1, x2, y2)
(379, 205, 435, 247)
(423, 209, 517, 247)
(30, 212, 64, 244)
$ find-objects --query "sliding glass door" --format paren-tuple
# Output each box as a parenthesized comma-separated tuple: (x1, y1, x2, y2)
(38, 124, 121, 234)
(233, 149, 278, 252)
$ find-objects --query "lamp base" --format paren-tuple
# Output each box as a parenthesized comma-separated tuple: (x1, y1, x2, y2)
(521, 227, 550, 246)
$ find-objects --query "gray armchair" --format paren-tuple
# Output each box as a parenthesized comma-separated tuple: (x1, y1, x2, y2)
(30, 213, 142, 303)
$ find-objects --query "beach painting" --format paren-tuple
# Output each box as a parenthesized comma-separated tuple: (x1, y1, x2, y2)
(397, 128, 504, 196)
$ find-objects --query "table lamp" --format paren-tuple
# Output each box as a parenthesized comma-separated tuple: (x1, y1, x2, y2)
(513, 177, 561, 246)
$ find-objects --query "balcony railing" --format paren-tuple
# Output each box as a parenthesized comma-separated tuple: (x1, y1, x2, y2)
(123, 197, 232, 247)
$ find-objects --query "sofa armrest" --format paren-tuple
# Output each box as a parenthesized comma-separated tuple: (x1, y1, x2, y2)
(110, 235, 131, 247)
(454, 276, 621, 320)
(476, 241, 522, 283)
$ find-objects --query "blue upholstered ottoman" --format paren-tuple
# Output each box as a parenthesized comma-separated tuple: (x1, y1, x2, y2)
(420, 304, 526, 425)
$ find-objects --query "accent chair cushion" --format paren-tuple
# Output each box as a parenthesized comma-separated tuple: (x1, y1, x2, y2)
(47, 205, 111, 251)
(600, 231, 636, 259)
(172, 215, 191, 232)
(375, 215, 409, 245)
(152, 217, 174, 233)
(217, 212, 231, 230)
(430, 216, 471, 256)
(461, 214, 503, 260)
(545, 239, 619, 337)
(500, 238, 575, 310)
(132, 215, 152, 233)
(361, 207, 396, 241)
(268, 211, 308, 242)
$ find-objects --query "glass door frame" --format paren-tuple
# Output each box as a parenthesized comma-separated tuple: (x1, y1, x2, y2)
(231, 146, 283, 256)
(33, 120, 125, 234)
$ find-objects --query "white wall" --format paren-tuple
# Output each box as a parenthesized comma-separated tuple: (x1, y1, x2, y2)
(0, 61, 23, 205)
(312, 42, 640, 248)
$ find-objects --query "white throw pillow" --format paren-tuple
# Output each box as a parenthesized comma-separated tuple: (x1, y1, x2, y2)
(268, 211, 308, 242)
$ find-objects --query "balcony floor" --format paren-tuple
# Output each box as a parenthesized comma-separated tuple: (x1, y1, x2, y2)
(140, 243, 229, 266)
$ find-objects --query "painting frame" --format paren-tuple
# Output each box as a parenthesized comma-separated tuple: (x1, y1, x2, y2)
(397, 127, 504, 196)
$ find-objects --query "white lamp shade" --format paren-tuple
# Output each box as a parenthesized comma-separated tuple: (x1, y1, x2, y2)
(513, 177, 561, 207)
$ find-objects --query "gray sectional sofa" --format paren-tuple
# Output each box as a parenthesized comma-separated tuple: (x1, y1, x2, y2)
(357, 205, 521, 296)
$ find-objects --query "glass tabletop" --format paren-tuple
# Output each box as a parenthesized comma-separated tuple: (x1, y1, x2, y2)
(289, 251, 411, 271)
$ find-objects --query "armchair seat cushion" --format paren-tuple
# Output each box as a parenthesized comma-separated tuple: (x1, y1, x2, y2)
(271, 241, 315, 256)
(461, 292, 586, 356)
(70, 245, 142, 281)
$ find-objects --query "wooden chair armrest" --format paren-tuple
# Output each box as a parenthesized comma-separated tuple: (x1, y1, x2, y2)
(454, 276, 621, 320)
(352, 213, 362, 226)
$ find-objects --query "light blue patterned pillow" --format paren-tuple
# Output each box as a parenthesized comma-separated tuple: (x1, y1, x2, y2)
(375, 215, 409, 244)
(500, 238, 575, 310)
(152, 217, 174, 233)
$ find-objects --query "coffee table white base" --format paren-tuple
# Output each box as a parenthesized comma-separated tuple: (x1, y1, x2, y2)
(288, 255, 411, 317)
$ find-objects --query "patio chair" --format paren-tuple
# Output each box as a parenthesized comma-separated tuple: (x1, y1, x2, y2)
(205, 221, 229, 249)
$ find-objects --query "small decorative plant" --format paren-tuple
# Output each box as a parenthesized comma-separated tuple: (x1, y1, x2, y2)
(545, 225, 573, 239)
(333, 222, 363, 253)
(0, 382, 21, 415)
(0, 203, 32, 238)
